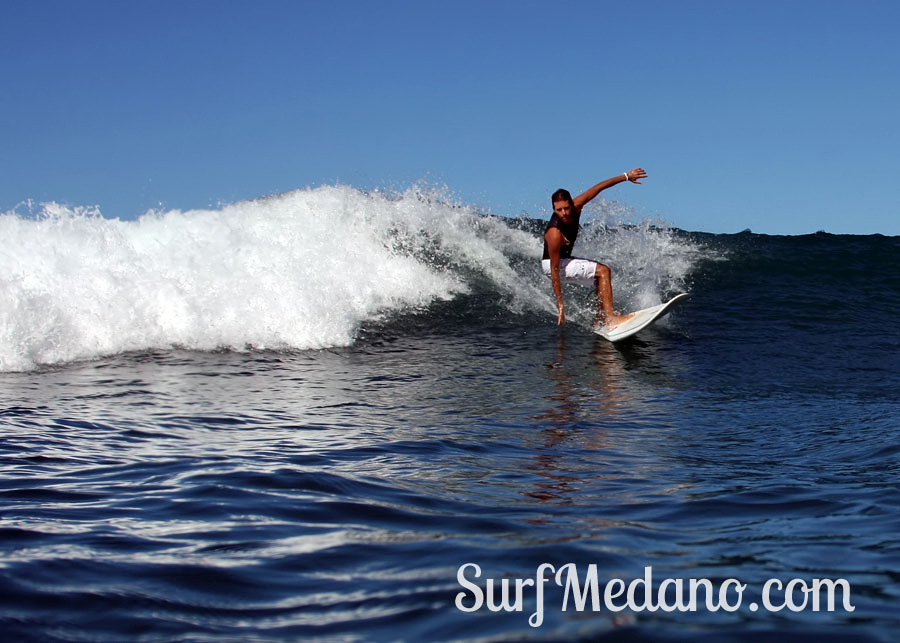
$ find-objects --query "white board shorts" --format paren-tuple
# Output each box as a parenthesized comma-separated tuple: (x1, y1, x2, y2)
(541, 258, 599, 288)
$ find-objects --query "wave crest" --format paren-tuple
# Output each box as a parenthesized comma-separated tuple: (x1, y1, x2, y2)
(1, 186, 704, 371)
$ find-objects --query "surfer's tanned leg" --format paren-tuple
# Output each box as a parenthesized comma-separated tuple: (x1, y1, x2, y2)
(594, 263, 632, 328)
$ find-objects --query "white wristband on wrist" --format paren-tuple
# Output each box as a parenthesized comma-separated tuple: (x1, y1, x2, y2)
(624, 172, 629, 181)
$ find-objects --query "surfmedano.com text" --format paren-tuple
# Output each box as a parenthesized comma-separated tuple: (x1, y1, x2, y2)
(455, 563, 855, 627)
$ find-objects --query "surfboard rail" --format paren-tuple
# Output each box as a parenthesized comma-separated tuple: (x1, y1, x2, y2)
(595, 293, 689, 342)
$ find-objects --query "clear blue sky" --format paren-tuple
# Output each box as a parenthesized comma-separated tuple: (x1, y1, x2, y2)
(3, 0, 898, 235)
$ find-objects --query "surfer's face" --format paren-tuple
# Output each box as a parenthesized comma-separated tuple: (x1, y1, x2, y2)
(553, 200, 573, 223)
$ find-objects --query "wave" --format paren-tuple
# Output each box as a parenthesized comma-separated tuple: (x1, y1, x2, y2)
(1, 186, 702, 371)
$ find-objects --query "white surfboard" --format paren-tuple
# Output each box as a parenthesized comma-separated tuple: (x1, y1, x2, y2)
(595, 293, 689, 342)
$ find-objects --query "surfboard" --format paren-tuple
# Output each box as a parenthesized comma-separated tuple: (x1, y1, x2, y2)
(595, 293, 689, 342)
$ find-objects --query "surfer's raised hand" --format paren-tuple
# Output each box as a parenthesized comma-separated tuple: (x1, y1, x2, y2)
(625, 168, 648, 184)
(573, 168, 649, 210)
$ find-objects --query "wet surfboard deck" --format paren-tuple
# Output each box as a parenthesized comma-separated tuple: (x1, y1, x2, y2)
(595, 293, 689, 342)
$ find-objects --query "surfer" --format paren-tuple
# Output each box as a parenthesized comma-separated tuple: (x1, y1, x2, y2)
(542, 169, 648, 327)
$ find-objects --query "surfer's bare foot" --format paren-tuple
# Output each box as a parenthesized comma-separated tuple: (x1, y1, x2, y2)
(595, 312, 634, 330)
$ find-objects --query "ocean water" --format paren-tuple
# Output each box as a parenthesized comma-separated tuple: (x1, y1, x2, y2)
(1, 186, 898, 641)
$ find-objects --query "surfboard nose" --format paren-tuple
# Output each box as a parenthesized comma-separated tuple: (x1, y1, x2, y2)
(596, 293, 689, 342)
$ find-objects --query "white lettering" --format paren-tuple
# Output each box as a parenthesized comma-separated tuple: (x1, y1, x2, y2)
(762, 578, 784, 611)
(718, 578, 746, 612)
(485, 577, 523, 612)
(559, 563, 600, 612)
(456, 564, 855, 622)
(785, 578, 809, 612)
(455, 563, 483, 612)
(810, 578, 855, 612)
(529, 563, 556, 627)
(604, 578, 627, 612)
(658, 577, 688, 612)
(626, 566, 657, 612)
(689, 578, 716, 611)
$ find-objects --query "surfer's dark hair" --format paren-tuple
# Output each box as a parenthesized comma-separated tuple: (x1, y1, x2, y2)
(551, 189, 574, 208)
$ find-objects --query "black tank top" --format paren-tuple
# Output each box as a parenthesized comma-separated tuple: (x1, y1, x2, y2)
(542, 212, 580, 260)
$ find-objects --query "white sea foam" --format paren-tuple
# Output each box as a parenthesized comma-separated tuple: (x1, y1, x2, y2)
(1, 186, 704, 371)
(0, 186, 545, 371)
(576, 199, 705, 311)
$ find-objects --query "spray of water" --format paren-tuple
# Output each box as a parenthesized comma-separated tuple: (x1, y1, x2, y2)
(1, 187, 703, 371)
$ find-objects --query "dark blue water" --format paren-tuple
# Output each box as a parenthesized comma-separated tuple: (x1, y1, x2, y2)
(1, 223, 898, 641)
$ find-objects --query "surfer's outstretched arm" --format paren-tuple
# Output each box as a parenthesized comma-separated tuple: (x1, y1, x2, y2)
(573, 168, 647, 212)
(544, 227, 568, 325)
